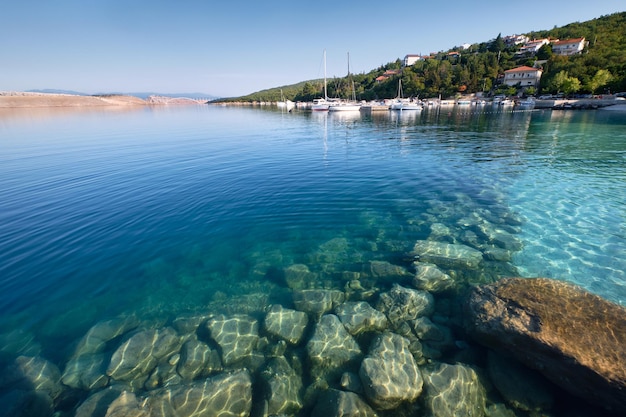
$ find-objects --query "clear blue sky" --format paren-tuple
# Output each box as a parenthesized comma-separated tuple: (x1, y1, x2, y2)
(1, 1, 623, 97)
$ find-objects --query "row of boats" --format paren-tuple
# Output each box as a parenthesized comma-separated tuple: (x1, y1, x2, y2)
(279, 95, 536, 112)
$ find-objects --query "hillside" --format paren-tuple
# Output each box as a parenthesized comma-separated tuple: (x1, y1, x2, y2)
(220, 12, 625, 102)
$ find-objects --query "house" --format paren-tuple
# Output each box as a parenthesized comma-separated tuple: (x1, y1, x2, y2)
(504, 34, 529, 46)
(403, 54, 424, 66)
(517, 38, 551, 55)
(503, 66, 543, 88)
(376, 69, 401, 83)
(552, 37, 587, 56)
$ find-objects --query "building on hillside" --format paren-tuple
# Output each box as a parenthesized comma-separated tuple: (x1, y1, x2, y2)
(551, 37, 587, 55)
(517, 38, 551, 55)
(503, 66, 543, 88)
(504, 34, 529, 46)
(403, 54, 425, 66)
(376, 69, 401, 83)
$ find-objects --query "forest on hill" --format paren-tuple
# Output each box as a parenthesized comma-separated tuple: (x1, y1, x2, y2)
(219, 12, 625, 102)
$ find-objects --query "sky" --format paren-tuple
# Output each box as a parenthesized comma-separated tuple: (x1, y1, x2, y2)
(1, 1, 623, 97)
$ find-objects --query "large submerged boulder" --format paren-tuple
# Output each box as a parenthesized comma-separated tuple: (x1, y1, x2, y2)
(464, 277, 626, 413)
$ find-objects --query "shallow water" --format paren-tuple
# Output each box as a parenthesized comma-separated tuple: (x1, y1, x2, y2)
(0, 105, 624, 413)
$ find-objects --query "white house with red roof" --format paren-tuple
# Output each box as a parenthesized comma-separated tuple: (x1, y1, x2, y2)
(503, 66, 543, 87)
(552, 37, 587, 56)
(517, 38, 551, 55)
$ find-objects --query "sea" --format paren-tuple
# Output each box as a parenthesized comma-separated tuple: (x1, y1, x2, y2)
(0, 104, 624, 415)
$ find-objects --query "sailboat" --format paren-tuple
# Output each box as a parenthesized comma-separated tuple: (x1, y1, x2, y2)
(329, 52, 361, 112)
(389, 79, 422, 111)
(312, 50, 330, 111)
(277, 89, 294, 110)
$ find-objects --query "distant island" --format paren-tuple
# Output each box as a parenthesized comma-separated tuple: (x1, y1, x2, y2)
(0, 91, 211, 108)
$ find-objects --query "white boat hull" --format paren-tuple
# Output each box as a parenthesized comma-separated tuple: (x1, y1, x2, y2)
(328, 104, 361, 111)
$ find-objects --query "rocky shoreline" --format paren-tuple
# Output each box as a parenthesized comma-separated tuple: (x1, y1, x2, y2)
(1, 226, 625, 416)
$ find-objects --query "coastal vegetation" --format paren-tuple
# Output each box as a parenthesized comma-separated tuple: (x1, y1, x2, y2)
(219, 12, 625, 102)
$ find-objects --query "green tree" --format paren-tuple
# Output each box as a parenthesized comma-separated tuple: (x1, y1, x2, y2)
(536, 44, 553, 60)
(586, 69, 613, 93)
(490, 33, 505, 53)
(550, 71, 581, 94)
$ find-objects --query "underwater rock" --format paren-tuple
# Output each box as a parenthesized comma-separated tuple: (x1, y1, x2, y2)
(465, 277, 626, 413)
(340, 371, 364, 394)
(260, 356, 303, 415)
(311, 389, 378, 417)
(104, 391, 148, 417)
(75, 386, 125, 417)
(264, 304, 309, 345)
(429, 222, 453, 241)
(283, 263, 318, 290)
(485, 403, 517, 417)
(206, 314, 259, 367)
(376, 284, 434, 326)
(359, 332, 422, 410)
(0, 389, 54, 417)
(62, 352, 109, 390)
(410, 241, 483, 270)
(487, 351, 554, 412)
(482, 247, 512, 262)
(150, 370, 252, 417)
(474, 223, 522, 251)
(74, 316, 140, 357)
(411, 316, 442, 341)
(106, 327, 180, 383)
(306, 314, 362, 380)
(177, 339, 221, 381)
(362, 260, 412, 283)
(412, 262, 456, 293)
(335, 301, 388, 336)
(410, 317, 455, 360)
(293, 289, 345, 317)
(171, 314, 209, 335)
(0, 328, 42, 360)
(1, 355, 62, 401)
(421, 362, 487, 417)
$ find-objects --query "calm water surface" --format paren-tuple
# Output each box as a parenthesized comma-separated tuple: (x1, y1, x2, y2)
(0, 105, 624, 411)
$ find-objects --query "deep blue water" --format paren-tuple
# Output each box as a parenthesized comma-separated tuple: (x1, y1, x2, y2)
(0, 105, 624, 366)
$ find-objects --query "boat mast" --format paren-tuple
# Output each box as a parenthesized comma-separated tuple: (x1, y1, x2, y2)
(323, 49, 328, 100)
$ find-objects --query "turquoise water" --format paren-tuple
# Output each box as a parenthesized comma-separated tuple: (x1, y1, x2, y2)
(0, 105, 624, 414)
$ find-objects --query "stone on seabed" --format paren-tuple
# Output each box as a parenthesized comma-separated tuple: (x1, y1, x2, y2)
(335, 301, 388, 336)
(464, 277, 626, 413)
(411, 240, 483, 269)
(376, 284, 434, 326)
(260, 356, 303, 415)
(306, 314, 362, 380)
(106, 327, 180, 382)
(264, 304, 309, 345)
(311, 389, 378, 417)
(205, 314, 259, 366)
(421, 362, 487, 417)
(412, 262, 456, 293)
(359, 332, 423, 410)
